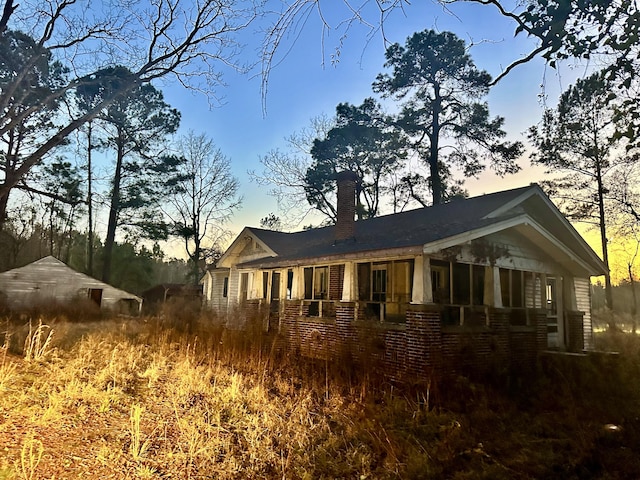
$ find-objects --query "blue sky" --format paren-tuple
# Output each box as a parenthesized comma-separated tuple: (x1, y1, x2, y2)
(162, 1, 590, 237)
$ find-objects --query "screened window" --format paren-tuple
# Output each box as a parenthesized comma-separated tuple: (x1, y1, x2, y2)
(358, 260, 414, 303)
(431, 260, 450, 304)
(372, 265, 387, 302)
(452, 263, 471, 305)
(271, 272, 281, 300)
(303, 266, 329, 300)
(432, 260, 486, 306)
(240, 273, 248, 301)
(287, 270, 293, 299)
(472, 265, 485, 306)
(357, 259, 414, 322)
(500, 268, 531, 308)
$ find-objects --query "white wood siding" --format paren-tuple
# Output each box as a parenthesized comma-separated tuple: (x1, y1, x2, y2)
(575, 277, 593, 349)
(206, 271, 229, 312)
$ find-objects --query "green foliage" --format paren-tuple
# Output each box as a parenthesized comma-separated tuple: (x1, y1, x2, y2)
(259, 213, 282, 231)
(529, 71, 632, 309)
(373, 29, 523, 205)
(308, 98, 406, 220)
(93, 72, 181, 282)
(0, 30, 69, 229)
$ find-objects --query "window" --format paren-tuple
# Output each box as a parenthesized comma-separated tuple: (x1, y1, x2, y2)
(500, 268, 531, 308)
(372, 265, 387, 302)
(357, 259, 414, 322)
(286, 270, 293, 299)
(88, 288, 103, 306)
(314, 267, 328, 299)
(431, 260, 485, 306)
(262, 272, 269, 299)
(222, 277, 228, 298)
(472, 265, 485, 306)
(303, 266, 328, 300)
(271, 272, 281, 300)
(500, 269, 510, 307)
(359, 260, 414, 303)
(357, 263, 371, 301)
(512, 270, 523, 307)
(546, 277, 557, 315)
(431, 260, 450, 304)
(499, 268, 542, 326)
(240, 273, 248, 301)
(452, 263, 470, 305)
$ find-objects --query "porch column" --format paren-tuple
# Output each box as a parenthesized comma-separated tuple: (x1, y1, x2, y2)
(291, 267, 303, 299)
(491, 266, 503, 308)
(564, 276, 578, 311)
(412, 254, 432, 304)
(341, 261, 356, 302)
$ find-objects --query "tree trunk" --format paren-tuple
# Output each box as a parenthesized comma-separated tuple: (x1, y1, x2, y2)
(102, 131, 125, 284)
(429, 83, 442, 205)
(86, 122, 94, 276)
(595, 160, 614, 318)
(630, 263, 638, 334)
(0, 186, 9, 232)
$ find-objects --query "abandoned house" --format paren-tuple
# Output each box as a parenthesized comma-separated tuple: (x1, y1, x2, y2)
(0, 256, 142, 314)
(202, 172, 607, 378)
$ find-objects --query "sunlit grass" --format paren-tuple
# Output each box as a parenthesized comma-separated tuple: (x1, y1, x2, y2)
(0, 311, 638, 478)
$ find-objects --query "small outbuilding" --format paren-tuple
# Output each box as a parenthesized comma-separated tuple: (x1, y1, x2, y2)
(0, 256, 142, 314)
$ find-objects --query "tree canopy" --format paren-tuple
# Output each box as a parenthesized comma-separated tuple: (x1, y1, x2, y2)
(168, 131, 241, 284)
(373, 29, 522, 205)
(308, 98, 406, 221)
(0, 0, 257, 203)
(529, 71, 633, 308)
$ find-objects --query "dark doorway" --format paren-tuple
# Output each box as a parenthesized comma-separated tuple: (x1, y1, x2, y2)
(88, 288, 103, 306)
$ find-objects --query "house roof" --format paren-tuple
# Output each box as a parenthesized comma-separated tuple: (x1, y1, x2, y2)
(217, 185, 607, 277)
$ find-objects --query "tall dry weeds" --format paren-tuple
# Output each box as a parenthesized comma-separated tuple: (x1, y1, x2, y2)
(23, 320, 53, 362)
(0, 313, 638, 479)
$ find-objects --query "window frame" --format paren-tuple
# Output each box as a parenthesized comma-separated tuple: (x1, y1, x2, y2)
(431, 260, 486, 307)
(356, 258, 415, 322)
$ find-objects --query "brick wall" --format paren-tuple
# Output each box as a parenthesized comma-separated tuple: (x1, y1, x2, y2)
(405, 306, 442, 380)
(329, 264, 344, 301)
(279, 301, 549, 380)
(281, 300, 338, 359)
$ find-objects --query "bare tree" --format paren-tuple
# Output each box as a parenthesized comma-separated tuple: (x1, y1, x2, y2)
(248, 114, 334, 227)
(0, 0, 257, 213)
(168, 131, 241, 284)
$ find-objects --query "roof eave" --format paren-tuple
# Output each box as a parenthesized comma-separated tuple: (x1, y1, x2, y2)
(423, 214, 607, 277)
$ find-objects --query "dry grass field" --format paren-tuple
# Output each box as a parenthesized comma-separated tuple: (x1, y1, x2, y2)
(0, 308, 639, 479)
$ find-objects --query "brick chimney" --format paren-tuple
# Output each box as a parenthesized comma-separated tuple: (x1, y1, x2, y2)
(335, 170, 358, 242)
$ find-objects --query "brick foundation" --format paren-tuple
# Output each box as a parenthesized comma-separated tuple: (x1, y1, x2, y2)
(274, 300, 560, 380)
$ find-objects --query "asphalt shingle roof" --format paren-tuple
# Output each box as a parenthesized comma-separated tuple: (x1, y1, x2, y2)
(240, 185, 534, 267)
